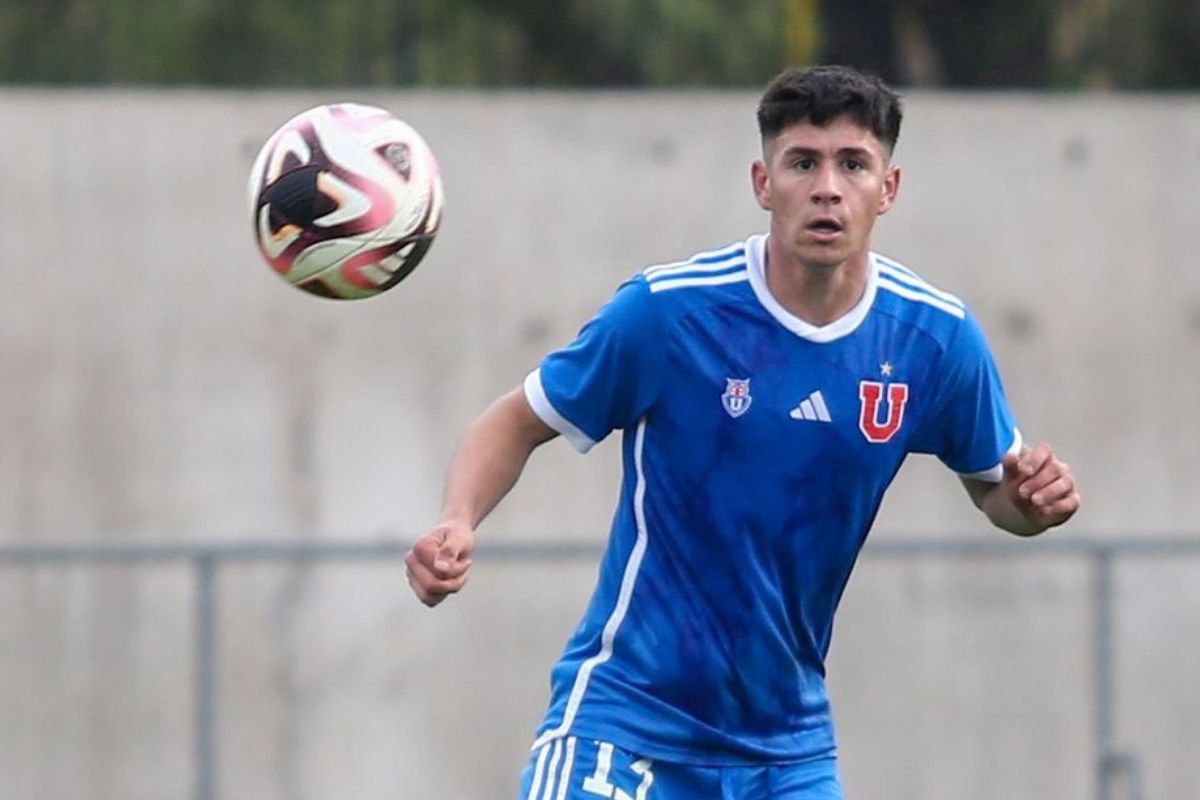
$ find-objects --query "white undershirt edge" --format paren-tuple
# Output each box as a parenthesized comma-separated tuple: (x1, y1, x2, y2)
(524, 369, 596, 453)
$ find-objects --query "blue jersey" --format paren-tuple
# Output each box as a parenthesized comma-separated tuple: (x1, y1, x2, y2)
(523, 234, 1020, 766)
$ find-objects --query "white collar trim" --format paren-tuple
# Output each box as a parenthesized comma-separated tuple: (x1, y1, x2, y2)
(745, 234, 878, 343)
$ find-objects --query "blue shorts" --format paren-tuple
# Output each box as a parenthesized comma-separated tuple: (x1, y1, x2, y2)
(516, 737, 842, 800)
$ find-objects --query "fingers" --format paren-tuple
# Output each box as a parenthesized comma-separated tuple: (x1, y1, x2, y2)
(433, 540, 472, 579)
(1037, 492, 1081, 520)
(1025, 473, 1074, 505)
(1013, 444, 1052, 482)
(1005, 443, 1054, 499)
(405, 549, 470, 607)
(1006, 442, 1081, 527)
(1016, 463, 1072, 502)
(1027, 477, 1080, 524)
(405, 523, 476, 607)
(1001, 448, 1049, 494)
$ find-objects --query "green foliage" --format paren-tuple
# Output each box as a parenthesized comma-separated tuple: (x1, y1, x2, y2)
(0, 0, 1196, 88)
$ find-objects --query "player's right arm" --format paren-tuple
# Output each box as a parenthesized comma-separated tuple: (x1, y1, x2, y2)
(405, 388, 558, 607)
(408, 275, 663, 606)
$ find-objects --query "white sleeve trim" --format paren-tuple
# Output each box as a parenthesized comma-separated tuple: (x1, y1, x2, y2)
(959, 428, 1023, 483)
(523, 370, 597, 454)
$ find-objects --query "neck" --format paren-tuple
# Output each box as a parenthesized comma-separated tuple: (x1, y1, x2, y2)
(763, 239, 871, 327)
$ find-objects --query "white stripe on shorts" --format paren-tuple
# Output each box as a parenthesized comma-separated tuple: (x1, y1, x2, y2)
(526, 742, 552, 800)
(540, 739, 564, 800)
(554, 738, 577, 800)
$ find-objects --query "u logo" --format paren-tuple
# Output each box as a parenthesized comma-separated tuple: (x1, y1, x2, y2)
(859, 381, 909, 443)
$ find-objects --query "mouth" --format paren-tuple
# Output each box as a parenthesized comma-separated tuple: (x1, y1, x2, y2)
(805, 217, 845, 242)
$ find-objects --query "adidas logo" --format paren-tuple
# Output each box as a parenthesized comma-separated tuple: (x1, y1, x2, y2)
(789, 391, 831, 423)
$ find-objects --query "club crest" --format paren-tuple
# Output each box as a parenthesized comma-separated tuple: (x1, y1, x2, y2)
(859, 381, 909, 443)
(721, 378, 753, 418)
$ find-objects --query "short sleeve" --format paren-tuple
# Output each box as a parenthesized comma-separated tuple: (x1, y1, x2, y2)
(911, 310, 1021, 482)
(524, 277, 665, 453)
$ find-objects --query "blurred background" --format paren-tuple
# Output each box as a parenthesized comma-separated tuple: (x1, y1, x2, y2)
(6, 0, 1200, 88)
(1, 1, 1198, 799)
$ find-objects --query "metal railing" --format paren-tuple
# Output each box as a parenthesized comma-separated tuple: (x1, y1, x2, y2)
(4, 535, 1198, 800)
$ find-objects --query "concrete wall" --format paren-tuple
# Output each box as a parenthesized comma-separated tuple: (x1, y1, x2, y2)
(0, 89, 1197, 799)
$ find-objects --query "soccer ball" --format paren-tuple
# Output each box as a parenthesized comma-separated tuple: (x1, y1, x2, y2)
(247, 103, 443, 299)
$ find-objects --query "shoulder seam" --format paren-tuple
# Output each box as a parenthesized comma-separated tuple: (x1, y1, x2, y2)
(876, 276, 966, 319)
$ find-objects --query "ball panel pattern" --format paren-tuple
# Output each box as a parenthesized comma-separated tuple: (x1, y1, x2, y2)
(249, 103, 443, 299)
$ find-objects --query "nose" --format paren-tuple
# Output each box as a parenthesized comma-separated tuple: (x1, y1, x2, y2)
(810, 165, 842, 205)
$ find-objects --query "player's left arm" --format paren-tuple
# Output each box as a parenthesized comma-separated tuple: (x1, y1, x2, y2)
(961, 442, 1081, 537)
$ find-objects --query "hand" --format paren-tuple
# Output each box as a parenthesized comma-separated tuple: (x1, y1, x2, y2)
(1001, 443, 1081, 530)
(405, 520, 476, 607)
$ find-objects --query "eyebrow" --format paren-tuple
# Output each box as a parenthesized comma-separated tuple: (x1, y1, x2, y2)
(780, 145, 876, 161)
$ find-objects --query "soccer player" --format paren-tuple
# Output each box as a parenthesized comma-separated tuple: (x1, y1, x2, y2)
(406, 65, 1080, 800)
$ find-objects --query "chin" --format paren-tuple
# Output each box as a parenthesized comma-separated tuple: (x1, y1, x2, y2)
(796, 245, 847, 270)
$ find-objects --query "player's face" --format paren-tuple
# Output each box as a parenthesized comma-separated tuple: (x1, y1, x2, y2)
(751, 116, 899, 271)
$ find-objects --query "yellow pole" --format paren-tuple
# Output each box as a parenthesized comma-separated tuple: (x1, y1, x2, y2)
(783, 0, 820, 66)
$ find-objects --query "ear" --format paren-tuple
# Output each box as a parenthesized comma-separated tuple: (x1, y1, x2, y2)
(877, 164, 901, 215)
(751, 159, 771, 211)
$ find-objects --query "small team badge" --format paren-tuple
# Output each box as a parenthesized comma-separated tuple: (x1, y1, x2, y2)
(721, 378, 753, 418)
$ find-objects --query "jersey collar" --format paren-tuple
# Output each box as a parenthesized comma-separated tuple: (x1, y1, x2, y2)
(745, 234, 879, 343)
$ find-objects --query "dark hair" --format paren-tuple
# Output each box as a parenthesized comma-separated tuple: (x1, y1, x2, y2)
(756, 65, 902, 153)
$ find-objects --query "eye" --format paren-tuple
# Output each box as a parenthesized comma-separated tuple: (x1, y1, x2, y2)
(793, 158, 815, 171)
(844, 159, 863, 172)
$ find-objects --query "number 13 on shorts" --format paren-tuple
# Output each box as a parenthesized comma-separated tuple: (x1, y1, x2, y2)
(520, 738, 655, 800)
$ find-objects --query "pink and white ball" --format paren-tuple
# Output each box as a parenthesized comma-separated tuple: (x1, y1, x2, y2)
(248, 103, 443, 299)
